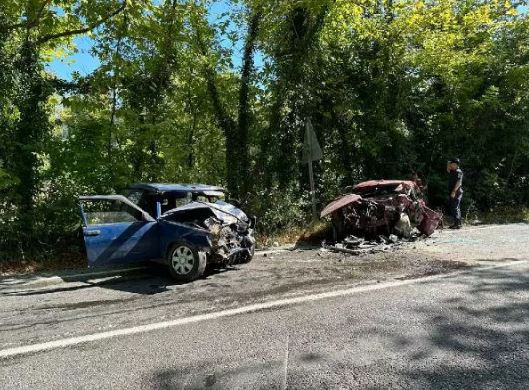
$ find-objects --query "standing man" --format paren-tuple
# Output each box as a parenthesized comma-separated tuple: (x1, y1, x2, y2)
(447, 158, 463, 229)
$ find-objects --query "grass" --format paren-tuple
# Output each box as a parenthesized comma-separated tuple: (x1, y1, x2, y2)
(0, 249, 86, 276)
(256, 221, 332, 248)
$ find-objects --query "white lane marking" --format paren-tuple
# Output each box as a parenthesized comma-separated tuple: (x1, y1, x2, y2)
(0, 259, 527, 359)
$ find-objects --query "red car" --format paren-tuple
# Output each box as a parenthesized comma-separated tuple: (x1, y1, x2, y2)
(321, 180, 441, 241)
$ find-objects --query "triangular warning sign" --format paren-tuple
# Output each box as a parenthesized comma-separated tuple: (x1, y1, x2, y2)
(302, 118, 322, 163)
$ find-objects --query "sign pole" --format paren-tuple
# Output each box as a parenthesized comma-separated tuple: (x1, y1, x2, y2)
(304, 118, 320, 222)
(308, 157, 317, 221)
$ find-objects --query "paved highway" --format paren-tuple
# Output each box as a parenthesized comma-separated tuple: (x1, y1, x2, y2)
(1, 224, 529, 389)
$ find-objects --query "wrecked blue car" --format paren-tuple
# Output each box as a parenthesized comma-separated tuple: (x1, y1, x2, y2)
(79, 184, 256, 282)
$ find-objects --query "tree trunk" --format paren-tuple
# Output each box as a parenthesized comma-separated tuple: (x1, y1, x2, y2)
(236, 11, 261, 198)
(196, 10, 261, 201)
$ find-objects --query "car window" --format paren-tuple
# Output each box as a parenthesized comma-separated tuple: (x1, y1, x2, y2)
(124, 190, 143, 205)
(82, 199, 142, 225)
(191, 191, 225, 203)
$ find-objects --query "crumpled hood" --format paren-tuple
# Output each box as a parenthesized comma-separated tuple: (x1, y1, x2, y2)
(212, 201, 249, 222)
(320, 194, 363, 218)
(162, 201, 249, 225)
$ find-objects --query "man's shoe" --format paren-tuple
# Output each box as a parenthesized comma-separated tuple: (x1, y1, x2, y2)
(449, 220, 462, 229)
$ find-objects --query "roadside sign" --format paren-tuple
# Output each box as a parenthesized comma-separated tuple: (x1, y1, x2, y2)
(303, 119, 322, 163)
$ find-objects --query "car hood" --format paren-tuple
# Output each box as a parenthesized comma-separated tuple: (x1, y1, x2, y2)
(161, 201, 249, 225)
(320, 194, 363, 218)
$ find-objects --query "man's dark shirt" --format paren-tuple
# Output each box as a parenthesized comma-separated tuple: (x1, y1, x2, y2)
(448, 168, 463, 195)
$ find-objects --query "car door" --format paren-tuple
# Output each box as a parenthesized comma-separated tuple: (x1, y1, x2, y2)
(79, 195, 160, 267)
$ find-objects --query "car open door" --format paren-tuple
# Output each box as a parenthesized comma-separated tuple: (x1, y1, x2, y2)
(79, 195, 159, 267)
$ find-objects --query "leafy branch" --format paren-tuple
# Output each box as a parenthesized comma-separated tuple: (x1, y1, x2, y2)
(36, 1, 127, 45)
(0, 0, 52, 32)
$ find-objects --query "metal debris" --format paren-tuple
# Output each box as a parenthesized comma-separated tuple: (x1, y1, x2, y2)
(322, 233, 409, 256)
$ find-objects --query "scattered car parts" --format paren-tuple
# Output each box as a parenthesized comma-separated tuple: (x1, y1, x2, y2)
(322, 232, 406, 256)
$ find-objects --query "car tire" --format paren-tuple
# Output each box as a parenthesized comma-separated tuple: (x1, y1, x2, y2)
(240, 243, 255, 264)
(167, 242, 207, 282)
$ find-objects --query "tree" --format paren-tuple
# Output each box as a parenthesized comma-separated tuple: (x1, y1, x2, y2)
(0, 0, 127, 230)
(191, 1, 262, 200)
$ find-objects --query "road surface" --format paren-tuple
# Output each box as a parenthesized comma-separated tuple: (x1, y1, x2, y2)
(1, 224, 529, 389)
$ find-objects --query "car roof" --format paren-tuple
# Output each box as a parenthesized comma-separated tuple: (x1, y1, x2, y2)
(128, 183, 226, 194)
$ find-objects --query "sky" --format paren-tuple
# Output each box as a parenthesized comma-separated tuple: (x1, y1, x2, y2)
(46, 0, 240, 80)
(47, 2, 528, 81)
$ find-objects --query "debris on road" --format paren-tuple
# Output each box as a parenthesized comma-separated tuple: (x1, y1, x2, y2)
(322, 234, 406, 256)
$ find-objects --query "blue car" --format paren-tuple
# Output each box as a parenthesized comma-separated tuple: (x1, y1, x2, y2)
(79, 184, 256, 282)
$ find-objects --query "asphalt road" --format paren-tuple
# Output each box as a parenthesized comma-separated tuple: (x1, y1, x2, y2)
(1, 224, 529, 389)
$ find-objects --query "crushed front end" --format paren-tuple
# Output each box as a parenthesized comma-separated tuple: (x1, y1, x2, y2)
(321, 180, 441, 241)
(161, 201, 256, 265)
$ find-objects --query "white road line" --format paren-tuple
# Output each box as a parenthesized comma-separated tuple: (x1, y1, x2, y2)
(0, 259, 527, 359)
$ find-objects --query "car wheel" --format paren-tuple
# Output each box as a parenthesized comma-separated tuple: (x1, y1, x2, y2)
(240, 243, 255, 264)
(168, 242, 207, 282)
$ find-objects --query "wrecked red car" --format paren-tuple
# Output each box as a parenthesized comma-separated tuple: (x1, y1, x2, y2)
(321, 180, 441, 241)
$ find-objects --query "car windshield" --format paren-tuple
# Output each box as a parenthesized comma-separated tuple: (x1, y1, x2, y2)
(122, 188, 227, 217)
(196, 193, 225, 203)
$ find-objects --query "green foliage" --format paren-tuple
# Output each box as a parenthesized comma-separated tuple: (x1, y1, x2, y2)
(1, 0, 528, 263)
(252, 186, 311, 233)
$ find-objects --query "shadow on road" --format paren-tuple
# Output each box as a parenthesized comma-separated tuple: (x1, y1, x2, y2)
(149, 361, 283, 390)
(363, 260, 529, 389)
(147, 352, 325, 390)
(0, 265, 241, 297)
